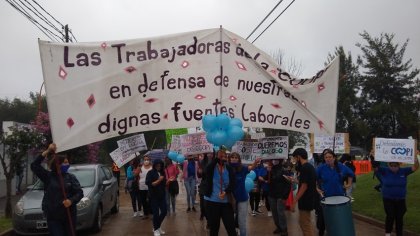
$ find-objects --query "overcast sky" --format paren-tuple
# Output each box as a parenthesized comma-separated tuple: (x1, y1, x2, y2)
(1, 0, 419, 100)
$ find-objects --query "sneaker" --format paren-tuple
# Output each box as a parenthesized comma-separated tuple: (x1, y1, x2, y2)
(192, 207, 197, 212)
(187, 207, 191, 212)
(153, 229, 161, 236)
(252, 211, 256, 216)
(138, 211, 144, 217)
(267, 211, 272, 217)
(255, 209, 263, 214)
(133, 212, 138, 217)
(158, 228, 166, 235)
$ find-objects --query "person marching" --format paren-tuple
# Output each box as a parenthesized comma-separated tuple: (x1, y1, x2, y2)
(268, 159, 292, 236)
(229, 152, 261, 236)
(316, 149, 354, 236)
(203, 148, 237, 236)
(31, 143, 83, 236)
(146, 159, 167, 236)
(290, 148, 317, 236)
(371, 151, 419, 236)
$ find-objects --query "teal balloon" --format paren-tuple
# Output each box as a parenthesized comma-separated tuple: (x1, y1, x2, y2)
(224, 138, 237, 150)
(216, 113, 230, 130)
(206, 131, 215, 144)
(230, 118, 243, 128)
(202, 114, 217, 132)
(212, 130, 228, 147)
(228, 126, 244, 141)
(176, 154, 185, 163)
(245, 177, 254, 192)
(168, 151, 178, 161)
(246, 170, 256, 181)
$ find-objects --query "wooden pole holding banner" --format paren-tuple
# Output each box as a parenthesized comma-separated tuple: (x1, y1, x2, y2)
(218, 25, 223, 111)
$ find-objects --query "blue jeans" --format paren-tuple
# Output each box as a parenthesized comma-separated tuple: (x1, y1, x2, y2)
(268, 196, 288, 233)
(184, 177, 196, 208)
(236, 201, 248, 236)
(150, 196, 167, 231)
(166, 189, 176, 213)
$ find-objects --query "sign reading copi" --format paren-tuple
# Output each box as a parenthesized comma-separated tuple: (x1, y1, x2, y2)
(373, 138, 417, 164)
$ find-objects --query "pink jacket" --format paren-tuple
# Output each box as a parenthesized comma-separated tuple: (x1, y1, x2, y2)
(165, 164, 180, 180)
(182, 160, 199, 180)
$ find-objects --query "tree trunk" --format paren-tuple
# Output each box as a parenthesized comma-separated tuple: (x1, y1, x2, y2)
(5, 177, 13, 218)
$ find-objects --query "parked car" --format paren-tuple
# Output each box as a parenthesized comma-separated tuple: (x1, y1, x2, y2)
(13, 163, 119, 235)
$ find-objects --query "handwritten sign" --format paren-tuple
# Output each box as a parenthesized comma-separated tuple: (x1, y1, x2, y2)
(117, 133, 147, 154)
(169, 135, 182, 153)
(311, 133, 349, 154)
(250, 132, 266, 140)
(232, 141, 260, 164)
(180, 132, 213, 155)
(110, 148, 137, 168)
(39, 28, 339, 152)
(374, 138, 416, 164)
(258, 136, 289, 160)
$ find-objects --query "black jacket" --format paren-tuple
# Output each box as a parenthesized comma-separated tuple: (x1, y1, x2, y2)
(31, 155, 84, 221)
(268, 164, 291, 199)
(146, 160, 166, 200)
(202, 157, 235, 198)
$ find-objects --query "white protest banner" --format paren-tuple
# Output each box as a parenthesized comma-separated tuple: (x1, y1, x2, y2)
(374, 138, 416, 164)
(180, 132, 213, 155)
(110, 148, 136, 168)
(258, 136, 289, 160)
(250, 132, 266, 140)
(117, 133, 147, 154)
(311, 133, 349, 154)
(232, 141, 260, 164)
(39, 28, 339, 152)
(170, 135, 182, 153)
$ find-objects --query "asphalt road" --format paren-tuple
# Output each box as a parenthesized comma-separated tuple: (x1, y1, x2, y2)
(78, 180, 387, 236)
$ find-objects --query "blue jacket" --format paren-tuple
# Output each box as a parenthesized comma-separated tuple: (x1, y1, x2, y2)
(316, 162, 354, 197)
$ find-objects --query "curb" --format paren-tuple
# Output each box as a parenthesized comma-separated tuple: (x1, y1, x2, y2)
(0, 229, 13, 236)
(353, 212, 419, 236)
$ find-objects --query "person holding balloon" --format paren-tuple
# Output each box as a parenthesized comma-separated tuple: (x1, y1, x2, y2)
(202, 148, 237, 236)
(228, 152, 261, 236)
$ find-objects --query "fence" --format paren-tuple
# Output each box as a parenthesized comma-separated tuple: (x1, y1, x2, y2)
(353, 160, 371, 175)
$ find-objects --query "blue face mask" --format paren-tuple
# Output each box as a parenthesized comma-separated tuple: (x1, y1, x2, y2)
(61, 164, 70, 173)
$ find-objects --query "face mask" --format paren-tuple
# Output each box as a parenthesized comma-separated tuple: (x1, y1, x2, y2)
(61, 164, 70, 173)
(144, 160, 150, 165)
(272, 160, 280, 165)
(230, 163, 240, 168)
(325, 158, 334, 166)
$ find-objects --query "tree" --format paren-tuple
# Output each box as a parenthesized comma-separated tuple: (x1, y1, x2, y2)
(325, 46, 370, 148)
(0, 124, 42, 218)
(356, 31, 420, 140)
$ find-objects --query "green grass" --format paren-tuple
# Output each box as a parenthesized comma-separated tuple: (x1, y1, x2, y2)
(352, 169, 420, 234)
(0, 217, 12, 233)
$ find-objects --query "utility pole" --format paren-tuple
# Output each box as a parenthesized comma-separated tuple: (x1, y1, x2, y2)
(64, 24, 69, 42)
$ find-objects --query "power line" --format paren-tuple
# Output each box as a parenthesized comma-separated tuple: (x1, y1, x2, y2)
(251, 0, 296, 44)
(6, 0, 60, 41)
(246, 0, 284, 40)
(6, 0, 76, 42)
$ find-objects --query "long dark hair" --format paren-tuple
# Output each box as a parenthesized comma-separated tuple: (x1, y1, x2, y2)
(228, 152, 242, 172)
